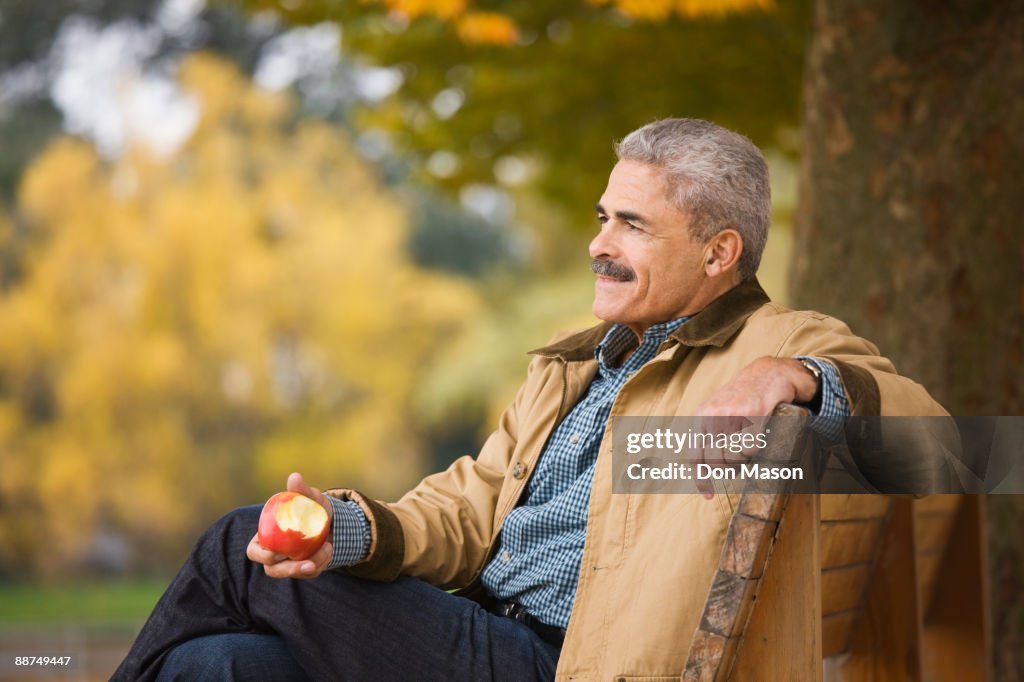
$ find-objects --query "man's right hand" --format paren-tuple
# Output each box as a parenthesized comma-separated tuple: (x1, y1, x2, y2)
(246, 472, 334, 580)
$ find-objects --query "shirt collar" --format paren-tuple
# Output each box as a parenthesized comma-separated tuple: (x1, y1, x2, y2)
(595, 317, 689, 372)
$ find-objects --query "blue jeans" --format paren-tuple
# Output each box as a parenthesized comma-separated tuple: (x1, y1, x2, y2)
(156, 633, 308, 681)
(114, 506, 560, 681)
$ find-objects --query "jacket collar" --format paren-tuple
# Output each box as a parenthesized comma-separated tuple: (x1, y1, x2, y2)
(528, 277, 771, 361)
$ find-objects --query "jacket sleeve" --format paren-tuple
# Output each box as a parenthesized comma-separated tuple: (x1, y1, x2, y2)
(776, 313, 962, 493)
(324, 355, 543, 588)
(774, 312, 948, 418)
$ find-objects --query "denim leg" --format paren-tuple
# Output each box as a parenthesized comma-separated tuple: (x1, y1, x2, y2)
(155, 633, 309, 682)
(114, 505, 560, 682)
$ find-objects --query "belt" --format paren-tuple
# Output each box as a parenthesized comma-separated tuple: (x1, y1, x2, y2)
(489, 600, 566, 647)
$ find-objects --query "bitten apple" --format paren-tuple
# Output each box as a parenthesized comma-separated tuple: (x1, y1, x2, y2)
(257, 492, 330, 560)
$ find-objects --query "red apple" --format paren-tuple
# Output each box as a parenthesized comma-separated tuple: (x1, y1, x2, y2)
(257, 491, 330, 560)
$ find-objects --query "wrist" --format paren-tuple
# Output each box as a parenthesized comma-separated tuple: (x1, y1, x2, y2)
(793, 358, 823, 410)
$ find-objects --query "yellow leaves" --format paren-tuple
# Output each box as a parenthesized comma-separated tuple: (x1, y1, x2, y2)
(588, 0, 774, 20)
(601, 0, 675, 21)
(2, 52, 481, 574)
(367, 0, 520, 45)
(178, 51, 247, 138)
(240, 86, 295, 132)
(672, 0, 774, 16)
(18, 139, 102, 227)
(456, 12, 520, 46)
(374, 0, 467, 20)
(254, 404, 422, 499)
(368, 0, 773, 45)
(367, 0, 774, 43)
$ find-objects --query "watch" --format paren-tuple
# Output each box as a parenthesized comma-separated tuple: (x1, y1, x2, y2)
(798, 358, 822, 384)
(797, 358, 823, 410)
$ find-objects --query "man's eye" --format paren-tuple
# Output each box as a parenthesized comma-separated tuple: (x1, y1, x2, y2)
(596, 214, 608, 224)
(627, 223, 642, 232)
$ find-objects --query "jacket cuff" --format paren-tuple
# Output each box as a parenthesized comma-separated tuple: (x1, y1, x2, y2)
(824, 358, 881, 417)
(793, 356, 848, 442)
(324, 488, 405, 582)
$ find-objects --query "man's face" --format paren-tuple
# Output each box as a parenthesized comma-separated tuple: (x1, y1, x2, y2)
(590, 160, 709, 336)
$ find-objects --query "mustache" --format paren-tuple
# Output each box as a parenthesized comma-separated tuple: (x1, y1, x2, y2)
(591, 258, 635, 281)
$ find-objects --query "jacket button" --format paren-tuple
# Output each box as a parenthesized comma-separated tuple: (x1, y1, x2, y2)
(512, 462, 527, 480)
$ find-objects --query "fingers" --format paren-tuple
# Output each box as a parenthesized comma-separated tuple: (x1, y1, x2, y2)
(307, 540, 333, 573)
(246, 533, 286, 565)
(286, 472, 332, 522)
(265, 541, 332, 580)
(287, 472, 313, 497)
(691, 359, 794, 500)
(680, 422, 716, 500)
(262, 558, 315, 579)
(247, 531, 334, 580)
(696, 476, 715, 500)
(685, 415, 773, 501)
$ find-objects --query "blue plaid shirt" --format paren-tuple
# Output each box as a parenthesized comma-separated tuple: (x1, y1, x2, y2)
(327, 320, 848, 630)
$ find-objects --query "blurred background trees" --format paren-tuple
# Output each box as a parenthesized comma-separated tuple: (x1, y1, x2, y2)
(242, 0, 809, 245)
(0, 49, 478, 578)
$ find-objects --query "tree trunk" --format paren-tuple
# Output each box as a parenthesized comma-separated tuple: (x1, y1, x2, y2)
(791, 0, 1024, 677)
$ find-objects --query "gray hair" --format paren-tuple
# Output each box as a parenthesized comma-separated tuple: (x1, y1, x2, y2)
(614, 118, 771, 280)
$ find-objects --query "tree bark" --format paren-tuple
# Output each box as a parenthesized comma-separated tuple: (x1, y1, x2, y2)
(791, 0, 1024, 677)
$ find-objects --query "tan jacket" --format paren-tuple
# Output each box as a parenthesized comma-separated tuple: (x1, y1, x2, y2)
(327, 278, 946, 681)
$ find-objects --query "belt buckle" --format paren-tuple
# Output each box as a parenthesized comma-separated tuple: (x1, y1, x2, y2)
(500, 601, 528, 623)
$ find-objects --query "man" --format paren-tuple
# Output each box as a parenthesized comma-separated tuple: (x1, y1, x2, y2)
(114, 118, 946, 681)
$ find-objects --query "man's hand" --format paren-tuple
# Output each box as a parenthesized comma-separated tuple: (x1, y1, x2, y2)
(246, 472, 334, 579)
(695, 357, 818, 418)
(689, 357, 817, 498)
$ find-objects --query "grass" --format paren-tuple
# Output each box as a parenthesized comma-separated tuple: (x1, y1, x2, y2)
(0, 580, 167, 627)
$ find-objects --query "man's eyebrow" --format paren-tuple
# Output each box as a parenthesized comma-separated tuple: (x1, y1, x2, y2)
(595, 203, 649, 225)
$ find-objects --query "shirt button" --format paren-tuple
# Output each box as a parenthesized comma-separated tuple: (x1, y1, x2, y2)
(512, 462, 527, 480)
(569, 433, 580, 444)
(501, 551, 511, 563)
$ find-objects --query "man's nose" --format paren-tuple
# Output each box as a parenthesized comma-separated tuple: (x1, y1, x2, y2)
(589, 227, 618, 259)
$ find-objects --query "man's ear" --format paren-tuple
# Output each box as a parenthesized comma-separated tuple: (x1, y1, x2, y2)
(704, 229, 743, 278)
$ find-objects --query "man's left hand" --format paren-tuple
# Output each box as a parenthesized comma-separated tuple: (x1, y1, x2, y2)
(695, 357, 818, 417)
(689, 357, 817, 498)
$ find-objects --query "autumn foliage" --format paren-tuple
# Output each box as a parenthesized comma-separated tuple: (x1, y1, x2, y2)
(0, 54, 477, 577)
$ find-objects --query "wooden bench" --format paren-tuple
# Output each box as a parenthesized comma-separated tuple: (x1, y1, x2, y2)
(681, 408, 990, 681)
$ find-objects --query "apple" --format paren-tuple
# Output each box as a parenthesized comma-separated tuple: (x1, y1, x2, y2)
(257, 491, 330, 560)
